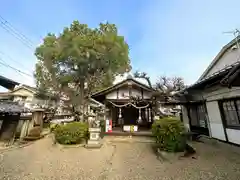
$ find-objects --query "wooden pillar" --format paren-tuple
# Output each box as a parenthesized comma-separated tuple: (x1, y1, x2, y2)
(0, 120, 3, 131)
(15, 117, 24, 139)
(145, 108, 148, 121)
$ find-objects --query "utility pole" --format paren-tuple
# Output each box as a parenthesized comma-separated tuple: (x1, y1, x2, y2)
(223, 29, 240, 48)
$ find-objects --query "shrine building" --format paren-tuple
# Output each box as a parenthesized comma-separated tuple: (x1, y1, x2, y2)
(91, 75, 156, 132)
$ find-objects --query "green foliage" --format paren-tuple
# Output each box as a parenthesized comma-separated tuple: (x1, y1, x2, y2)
(54, 122, 88, 145)
(50, 123, 60, 132)
(34, 21, 131, 117)
(152, 117, 186, 152)
(99, 119, 105, 138)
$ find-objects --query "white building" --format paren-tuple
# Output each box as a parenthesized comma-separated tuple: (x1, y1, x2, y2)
(178, 36, 240, 145)
(0, 84, 58, 110)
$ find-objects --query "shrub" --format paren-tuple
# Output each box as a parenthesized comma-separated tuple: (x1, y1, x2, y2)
(100, 119, 105, 138)
(152, 117, 186, 152)
(50, 123, 60, 132)
(54, 122, 88, 145)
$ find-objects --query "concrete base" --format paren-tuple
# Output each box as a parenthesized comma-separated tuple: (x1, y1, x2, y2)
(85, 143, 102, 149)
(85, 128, 102, 149)
(85, 140, 102, 148)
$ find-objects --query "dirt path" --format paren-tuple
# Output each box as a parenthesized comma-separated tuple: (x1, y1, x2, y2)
(0, 136, 240, 180)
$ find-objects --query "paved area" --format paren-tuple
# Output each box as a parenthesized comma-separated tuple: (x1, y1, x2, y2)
(1, 136, 240, 180)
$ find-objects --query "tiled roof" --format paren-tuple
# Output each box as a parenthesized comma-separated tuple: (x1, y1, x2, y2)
(186, 61, 240, 90)
(0, 75, 19, 90)
(0, 101, 30, 113)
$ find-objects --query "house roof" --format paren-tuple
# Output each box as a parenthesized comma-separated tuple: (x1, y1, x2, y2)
(220, 61, 240, 88)
(183, 61, 240, 91)
(198, 36, 240, 81)
(92, 76, 155, 98)
(0, 100, 30, 113)
(12, 85, 58, 100)
(13, 84, 37, 94)
(89, 98, 104, 107)
(0, 75, 19, 90)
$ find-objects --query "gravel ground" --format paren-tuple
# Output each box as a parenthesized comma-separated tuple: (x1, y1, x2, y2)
(0, 136, 240, 180)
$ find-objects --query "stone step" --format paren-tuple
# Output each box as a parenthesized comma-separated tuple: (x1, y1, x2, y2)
(104, 131, 153, 137)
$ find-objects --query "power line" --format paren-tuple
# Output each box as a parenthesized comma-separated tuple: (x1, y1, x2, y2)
(0, 56, 32, 77)
(0, 15, 36, 79)
(0, 22, 34, 50)
(0, 15, 35, 45)
(0, 50, 33, 74)
(0, 15, 35, 50)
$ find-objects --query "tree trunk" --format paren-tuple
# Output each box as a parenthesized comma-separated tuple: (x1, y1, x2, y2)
(79, 79, 85, 122)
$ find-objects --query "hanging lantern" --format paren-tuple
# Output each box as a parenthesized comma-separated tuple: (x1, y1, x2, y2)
(138, 108, 142, 123)
(119, 107, 122, 118)
(148, 108, 152, 122)
(145, 108, 148, 119)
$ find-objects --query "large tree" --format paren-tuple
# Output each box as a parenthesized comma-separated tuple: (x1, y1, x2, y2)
(35, 21, 131, 120)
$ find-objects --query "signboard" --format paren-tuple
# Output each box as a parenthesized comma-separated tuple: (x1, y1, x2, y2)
(123, 125, 138, 132)
(105, 119, 112, 133)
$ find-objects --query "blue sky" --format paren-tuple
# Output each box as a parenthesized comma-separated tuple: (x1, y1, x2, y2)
(1, 0, 240, 91)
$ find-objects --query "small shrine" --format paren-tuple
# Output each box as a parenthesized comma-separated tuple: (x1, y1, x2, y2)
(91, 75, 156, 132)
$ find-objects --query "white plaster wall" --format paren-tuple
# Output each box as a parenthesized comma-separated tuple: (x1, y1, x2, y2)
(131, 89, 141, 98)
(226, 128, 240, 145)
(106, 88, 129, 99)
(106, 91, 118, 99)
(106, 87, 150, 100)
(117, 88, 129, 99)
(203, 86, 240, 101)
(190, 86, 240, 103)
(205, 48, 240, 78)
(143, 91, 151, 99)
(206, 101, 226, 141)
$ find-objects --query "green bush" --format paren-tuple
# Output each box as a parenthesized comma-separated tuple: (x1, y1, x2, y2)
(100, 119, 105, 138)
(100, 120, 105, 131)
(152, 117, 186, 152)
(54, 122, 88, 145)
(50, 123, 60, 132)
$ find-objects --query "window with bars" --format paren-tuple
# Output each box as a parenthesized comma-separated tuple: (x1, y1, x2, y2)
(221, 99, 240, 127)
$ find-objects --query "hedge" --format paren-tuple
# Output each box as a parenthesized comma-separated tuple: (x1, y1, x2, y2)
(54, 122, 88, 145)
(152, 117, 186, 152)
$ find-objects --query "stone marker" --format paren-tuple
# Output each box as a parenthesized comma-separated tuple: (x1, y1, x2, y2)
(85, 127, 102, 148)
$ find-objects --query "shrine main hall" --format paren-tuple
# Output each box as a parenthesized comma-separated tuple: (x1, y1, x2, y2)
(91, 75, 156, 132)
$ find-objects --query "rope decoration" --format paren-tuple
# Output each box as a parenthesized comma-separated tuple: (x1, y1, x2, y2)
(108, 101, 149, 109)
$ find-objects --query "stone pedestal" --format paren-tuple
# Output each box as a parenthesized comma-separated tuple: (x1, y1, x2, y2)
(32, 108, 44, 128)
(85, 128, 102, 148)
(20, 120, 30, 140)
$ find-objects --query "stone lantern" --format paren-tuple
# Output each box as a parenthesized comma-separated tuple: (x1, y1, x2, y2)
(85, 112, 102, 148)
